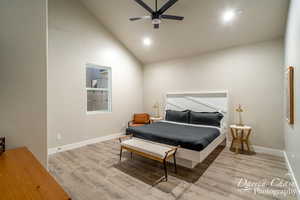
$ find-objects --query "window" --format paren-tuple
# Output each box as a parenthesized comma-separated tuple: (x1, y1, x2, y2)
(86, 64, 112, 113)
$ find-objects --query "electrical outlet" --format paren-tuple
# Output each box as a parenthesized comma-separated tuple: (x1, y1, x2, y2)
(57, 133, 62, 141)
(56, 147, 62, 153)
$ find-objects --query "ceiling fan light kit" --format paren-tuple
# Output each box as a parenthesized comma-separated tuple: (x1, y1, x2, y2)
(130, 0, 184, 29)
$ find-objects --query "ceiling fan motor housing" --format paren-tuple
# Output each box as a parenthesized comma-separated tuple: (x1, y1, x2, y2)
(152, 12, 161, 24)
(152, 18, 161, 24)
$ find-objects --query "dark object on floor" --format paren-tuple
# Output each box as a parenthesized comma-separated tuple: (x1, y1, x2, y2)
(0, 136, 5, 155)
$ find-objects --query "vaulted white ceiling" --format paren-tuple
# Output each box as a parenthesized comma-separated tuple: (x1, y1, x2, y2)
(80, 0, 289, 64)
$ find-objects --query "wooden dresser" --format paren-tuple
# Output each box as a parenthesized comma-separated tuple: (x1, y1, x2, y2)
(0, 147, 71, 200)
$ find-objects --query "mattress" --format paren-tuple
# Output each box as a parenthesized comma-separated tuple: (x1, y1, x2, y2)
(126, 121, 221, 151)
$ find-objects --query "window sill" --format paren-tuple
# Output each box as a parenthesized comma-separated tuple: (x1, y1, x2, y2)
(86, 111, 112, 115)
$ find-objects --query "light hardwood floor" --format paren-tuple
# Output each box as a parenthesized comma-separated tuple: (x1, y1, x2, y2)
(49, 139, 296, 200)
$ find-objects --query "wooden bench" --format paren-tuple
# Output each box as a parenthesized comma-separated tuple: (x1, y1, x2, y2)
(119, 135, 178, 181)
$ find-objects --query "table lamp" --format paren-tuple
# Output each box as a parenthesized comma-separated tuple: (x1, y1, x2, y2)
(236, 104, 244, 126)
(153, 101, 160, 118)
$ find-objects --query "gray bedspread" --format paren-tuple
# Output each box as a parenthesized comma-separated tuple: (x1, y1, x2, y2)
(126, 121, 220, 151)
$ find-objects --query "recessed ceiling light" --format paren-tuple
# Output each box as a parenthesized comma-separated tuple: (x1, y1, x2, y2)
(143, 37, 152, 46)
(222, 10, 236, 23)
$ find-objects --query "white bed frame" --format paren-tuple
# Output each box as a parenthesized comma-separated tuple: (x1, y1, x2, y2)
(162, 91, 229, 168)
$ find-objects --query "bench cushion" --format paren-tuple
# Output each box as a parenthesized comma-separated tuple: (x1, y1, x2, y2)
(121, 138, 174, 159)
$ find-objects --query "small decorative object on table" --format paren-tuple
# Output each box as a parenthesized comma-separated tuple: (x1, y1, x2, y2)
(230, 125, 253, 154)
(0, 136, 5, 155)
(152, 101, 161, 118)
(235, 104, 244, 126)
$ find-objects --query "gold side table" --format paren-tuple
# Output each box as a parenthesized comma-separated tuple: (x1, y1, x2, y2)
(230, 125, 252, 154)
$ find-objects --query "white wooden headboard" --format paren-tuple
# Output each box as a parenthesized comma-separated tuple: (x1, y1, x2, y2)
(164, 91, 229, 129)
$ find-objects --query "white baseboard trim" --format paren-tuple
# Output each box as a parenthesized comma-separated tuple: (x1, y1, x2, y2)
(226, 140, 284, 157)
(251, 145, 284, 157)
(48, 133, 124, 155)
(284, 151, 300, 199)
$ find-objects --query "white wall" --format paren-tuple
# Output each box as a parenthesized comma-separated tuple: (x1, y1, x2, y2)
(48, 0, 143, 148)
(284, 0, 300, 192)
(144, 39, 284, 150)
(0, 0, 48, 166)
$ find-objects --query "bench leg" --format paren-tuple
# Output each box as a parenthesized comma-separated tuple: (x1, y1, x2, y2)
(119, 147, 123, 161)
(163, 160, 168, 181)
(173, 154, 177, 174)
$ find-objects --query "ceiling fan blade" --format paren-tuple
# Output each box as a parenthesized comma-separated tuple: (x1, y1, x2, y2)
(134, 0, 154, 14)
(129, 16, 151, 21)
(161, 15, 184, 20)
(130, 17, 142, 21)
(158, 0, 178, 14)
(154, 24, 159, 29)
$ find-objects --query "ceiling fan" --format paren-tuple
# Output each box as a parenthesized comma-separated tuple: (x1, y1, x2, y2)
(130, 0, 184, 29)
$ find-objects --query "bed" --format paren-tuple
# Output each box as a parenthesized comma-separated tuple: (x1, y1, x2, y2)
(127, 121, 221, 151)
(126, 91, 229, 168)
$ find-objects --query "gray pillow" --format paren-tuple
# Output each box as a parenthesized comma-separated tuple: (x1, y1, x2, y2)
(165, 110, 190, 123)
(190, 111, 223, 127)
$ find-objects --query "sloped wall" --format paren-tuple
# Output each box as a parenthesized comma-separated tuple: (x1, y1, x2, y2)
(48, 0, 143, 148)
